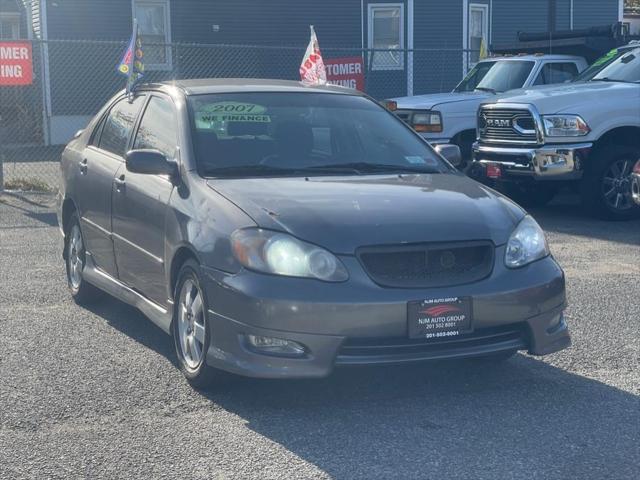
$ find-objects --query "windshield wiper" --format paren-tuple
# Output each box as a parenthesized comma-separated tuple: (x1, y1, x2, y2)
(305, 162, 441, 175)
(202, 164, 298, 177)
(475, 87, 498, 94)
(592, 77, 637, 84)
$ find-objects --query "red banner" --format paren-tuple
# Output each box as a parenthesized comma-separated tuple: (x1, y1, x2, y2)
(0, 42, 33, 86)
(325, 57, 365, 91)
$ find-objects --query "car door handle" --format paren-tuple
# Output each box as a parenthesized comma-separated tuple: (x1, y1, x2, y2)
(79, 158, 88, 175)
(114, 175, 126, 192)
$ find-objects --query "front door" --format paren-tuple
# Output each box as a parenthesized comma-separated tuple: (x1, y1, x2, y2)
(76, 95, 146, 277)
(111, 94, 178, 306)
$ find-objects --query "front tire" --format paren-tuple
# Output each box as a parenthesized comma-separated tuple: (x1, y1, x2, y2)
(172, 259, 220, 388)
(581, 145, 640, 221)
(65, 213, 102, 305)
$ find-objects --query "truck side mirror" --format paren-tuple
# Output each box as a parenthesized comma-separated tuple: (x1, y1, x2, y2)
(434, 144, 463, 168)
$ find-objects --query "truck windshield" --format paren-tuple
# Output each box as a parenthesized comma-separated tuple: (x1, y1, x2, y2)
(188, 93, 450, 178)
(592, 49, 640, 83)
(455, 60, 535, 93)
(454, 62, 496, 92)
(575, 48, 626, 82)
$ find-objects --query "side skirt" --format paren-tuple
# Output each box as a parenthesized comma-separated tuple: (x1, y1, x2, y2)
(82, 254, 173, 335)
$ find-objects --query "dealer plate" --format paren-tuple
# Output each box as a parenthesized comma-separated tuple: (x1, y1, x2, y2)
(485, 163, 502, 179)
(407, 297, 473, 340)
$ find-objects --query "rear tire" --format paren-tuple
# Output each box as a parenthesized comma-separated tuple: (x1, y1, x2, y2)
(65, 212, 102, 305)
(581, 145, 640, 221)
(172, 259, 223, 389)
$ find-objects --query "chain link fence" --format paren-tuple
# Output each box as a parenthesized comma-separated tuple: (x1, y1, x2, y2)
(0, 38, 477, 192)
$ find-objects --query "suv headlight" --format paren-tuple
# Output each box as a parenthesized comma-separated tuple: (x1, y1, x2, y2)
(412, 111, 443, 133)
(505, 216, 550, 268)
(231, 229, 349, 282)
(542, 115, 590, 137)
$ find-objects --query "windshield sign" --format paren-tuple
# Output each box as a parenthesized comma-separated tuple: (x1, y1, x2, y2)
(593, 48, 640, 83)
(188, 93, 450, 177)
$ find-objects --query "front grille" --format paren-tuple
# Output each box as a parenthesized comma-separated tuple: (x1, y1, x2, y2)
(478, 107, 539, 145)
(357, 241, 494, 288)
(336, 323, 528, 365)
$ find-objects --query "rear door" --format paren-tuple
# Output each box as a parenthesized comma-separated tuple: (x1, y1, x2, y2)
(77, 95, 146, 277)
(111, 94, 178, 306)
(532, 62, 580, 86)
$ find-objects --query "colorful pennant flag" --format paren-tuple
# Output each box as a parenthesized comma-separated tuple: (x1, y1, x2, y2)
(479, 38, 489, 61)
(117, 19, 144, 94)
(300, 25, 327, 86)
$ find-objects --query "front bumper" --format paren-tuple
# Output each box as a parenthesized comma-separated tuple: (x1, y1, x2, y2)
(472, 142, 592, 180)
(201, 251, 570, 379)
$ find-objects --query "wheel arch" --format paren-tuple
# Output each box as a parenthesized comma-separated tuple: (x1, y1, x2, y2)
(593, 126, 640, 151)
(61, 197, 79, 235)
(168, 245, 201, 300)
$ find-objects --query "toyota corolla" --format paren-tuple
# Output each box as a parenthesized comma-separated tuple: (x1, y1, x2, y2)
(57, 79, 570, 387)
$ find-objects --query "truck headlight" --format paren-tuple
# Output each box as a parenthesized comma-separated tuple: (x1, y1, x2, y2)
(505, 216, 550, 268)
(412, 111, 443, 133)
(542, 115, 590, 137)
(231, 228, 349, 282)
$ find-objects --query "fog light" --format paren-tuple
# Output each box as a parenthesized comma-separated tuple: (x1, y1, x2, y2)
(245, 335, 307, 357)
(546, 312, 565, 333)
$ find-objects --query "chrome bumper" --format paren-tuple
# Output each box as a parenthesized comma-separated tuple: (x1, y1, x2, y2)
(472, 142, 593, 180)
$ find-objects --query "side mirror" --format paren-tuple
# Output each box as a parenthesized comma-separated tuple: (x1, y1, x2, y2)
(125, 149, 177, 176)
(434, 144, 462, 168)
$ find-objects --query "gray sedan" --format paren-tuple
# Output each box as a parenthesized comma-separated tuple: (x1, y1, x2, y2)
(57, 79, 570, 387)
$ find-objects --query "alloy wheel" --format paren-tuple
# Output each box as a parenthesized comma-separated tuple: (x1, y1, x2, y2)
(602, 159, 634, 212)
(68, 224, 84, 289)
(177, 279, 206, 370)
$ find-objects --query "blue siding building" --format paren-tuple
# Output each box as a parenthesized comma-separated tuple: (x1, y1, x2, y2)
(19, 0, 623, 144)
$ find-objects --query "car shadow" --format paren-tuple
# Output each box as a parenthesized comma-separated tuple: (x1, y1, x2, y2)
(527, 191, 640, 246)
(92, 295, 639, 479)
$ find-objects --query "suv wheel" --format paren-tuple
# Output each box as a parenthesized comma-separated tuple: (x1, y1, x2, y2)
(65, 213, 102, 304)
(173, 259, 222, 388)
(582, 145, 640, 221)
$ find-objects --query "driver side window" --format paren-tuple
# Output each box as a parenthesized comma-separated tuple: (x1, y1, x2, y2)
(133, 96, 178, 159)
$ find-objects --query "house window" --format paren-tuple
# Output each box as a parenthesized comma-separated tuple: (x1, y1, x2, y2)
(0, 12, 21, 40)
(133, 0, 172, 70)
(368, 3, 405, 70)
(469, 4, 489, 68)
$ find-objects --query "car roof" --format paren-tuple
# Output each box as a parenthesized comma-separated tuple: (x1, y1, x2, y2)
(144, 78, 363, 96)
(480, 54, 584, 62)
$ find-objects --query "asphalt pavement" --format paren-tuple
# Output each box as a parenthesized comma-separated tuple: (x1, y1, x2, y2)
(1, 192, 638, 480)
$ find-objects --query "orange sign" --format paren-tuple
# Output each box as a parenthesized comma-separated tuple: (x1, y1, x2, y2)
(0, 42, 33, 86)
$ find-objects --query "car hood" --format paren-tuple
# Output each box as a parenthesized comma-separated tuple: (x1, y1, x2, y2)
(207, 175, 524, 254)
(391, 91, 492, 110)
(488, 81, 639, 114)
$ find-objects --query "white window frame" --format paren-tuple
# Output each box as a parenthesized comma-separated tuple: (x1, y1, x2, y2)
(468, 3, 489, 70)
(0, 12, 21, 40)
(132, 0, 172, 71)
(368, 3, 405, 71)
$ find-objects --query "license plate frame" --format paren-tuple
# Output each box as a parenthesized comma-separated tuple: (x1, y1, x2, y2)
(407, 297, 473, 340)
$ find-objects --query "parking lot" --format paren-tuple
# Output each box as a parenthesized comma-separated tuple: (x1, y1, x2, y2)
(0, 191, 638, 480)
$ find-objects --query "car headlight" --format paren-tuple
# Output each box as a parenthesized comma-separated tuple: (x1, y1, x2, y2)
(542, 115, 590, 137)
(230, 228, 348, 282)
(412, 111, 443, 133)
(505, 216, 550, 268)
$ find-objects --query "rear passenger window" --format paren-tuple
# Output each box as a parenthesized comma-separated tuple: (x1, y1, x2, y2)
(99, 96, 146, 156)
(534, 63, 579, 85)
(133, 96, 178, 159)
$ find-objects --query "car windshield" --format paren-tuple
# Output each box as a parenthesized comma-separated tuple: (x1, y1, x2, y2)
(592, 48, 640, 83)
(454, 61, 496, 92)
(471, 61, 535, 93)
(188, 93, 450, 177)
(575, 48, 627, 82)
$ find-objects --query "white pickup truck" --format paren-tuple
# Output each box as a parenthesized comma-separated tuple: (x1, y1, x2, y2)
(388, 55, 588, 165)
(472, 45, 640, 220)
